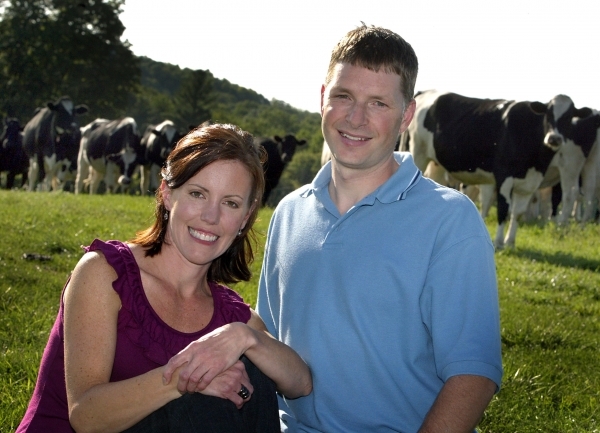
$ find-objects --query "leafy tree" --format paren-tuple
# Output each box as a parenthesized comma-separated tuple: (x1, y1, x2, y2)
(174, 69, 214, 129)
(0, 0, 139, 121)
(139, 56, 184, 96)
(126, 86, 177, 131)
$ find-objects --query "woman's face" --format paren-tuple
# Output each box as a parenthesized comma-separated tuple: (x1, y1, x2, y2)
(162, 159, 254, 267)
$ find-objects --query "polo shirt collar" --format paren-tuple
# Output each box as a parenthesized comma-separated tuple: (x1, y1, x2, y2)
(300, 152, 422, 205)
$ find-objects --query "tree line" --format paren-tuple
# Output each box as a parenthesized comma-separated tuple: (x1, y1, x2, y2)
(0, 0, 324, 205)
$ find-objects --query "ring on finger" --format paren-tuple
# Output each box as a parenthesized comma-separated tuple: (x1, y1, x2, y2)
(238, 384, 250, 400)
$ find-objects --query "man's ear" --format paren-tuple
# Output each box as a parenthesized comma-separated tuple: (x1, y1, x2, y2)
(399, 99, 416, 134)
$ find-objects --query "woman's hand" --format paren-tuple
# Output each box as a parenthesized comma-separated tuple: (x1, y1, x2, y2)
(196, 360, 254, 409)
(162, 322, 253, 393)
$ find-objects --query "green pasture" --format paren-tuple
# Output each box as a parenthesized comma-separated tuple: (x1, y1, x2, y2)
(0, 190, 598, 432)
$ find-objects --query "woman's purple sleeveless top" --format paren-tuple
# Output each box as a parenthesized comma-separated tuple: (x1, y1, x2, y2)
(17, 239, 251, 432)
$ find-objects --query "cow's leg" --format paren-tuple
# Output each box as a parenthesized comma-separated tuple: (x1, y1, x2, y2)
(504, 192, 534, 248)
(556, 172, 581, 224)
(555, 143, 586, 223)
(75, 148, 89, 194)
(478, 184, 495, 219)
(20, 169, 28, 189)
(75, 159, 89, 194)
(27, 157, 38, 192)
(538, 187, 554, 220)
(524, 190, 540, 222)
(579, 150, 599, 222)
(90, 168, 102, 194)
(495, 178, 514, 249)
(105, 162, 117, 193)
(6, 171, 15, 189)
(42, 154, 57, 191)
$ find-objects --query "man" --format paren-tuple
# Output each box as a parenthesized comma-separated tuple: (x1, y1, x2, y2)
(257, 24, 502, 432)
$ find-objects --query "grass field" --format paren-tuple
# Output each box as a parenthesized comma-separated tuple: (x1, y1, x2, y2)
(1, 190, 599, 432)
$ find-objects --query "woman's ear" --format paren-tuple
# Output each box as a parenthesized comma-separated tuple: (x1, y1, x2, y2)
(160, 180, 172, 211)
(240, 201, 257, 231)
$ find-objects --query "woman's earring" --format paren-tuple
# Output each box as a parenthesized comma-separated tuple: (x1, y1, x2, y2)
(237, 229, 243, 237)
(163, 210, 169, 221)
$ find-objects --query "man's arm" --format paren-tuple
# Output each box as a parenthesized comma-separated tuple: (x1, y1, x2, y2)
(418, 375, 497, 433)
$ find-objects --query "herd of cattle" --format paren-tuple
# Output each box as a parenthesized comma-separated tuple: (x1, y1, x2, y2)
(0, 96, 306, 205)
(401, 90, 600, 248)
(3, 91, 599, 248)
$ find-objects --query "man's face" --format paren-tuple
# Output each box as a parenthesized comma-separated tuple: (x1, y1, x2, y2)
(321, 63, 414, 173)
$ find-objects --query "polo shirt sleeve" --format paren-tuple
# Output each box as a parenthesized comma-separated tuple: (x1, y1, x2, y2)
(256, 219, 279, 339)
(420, 231, 503, 390)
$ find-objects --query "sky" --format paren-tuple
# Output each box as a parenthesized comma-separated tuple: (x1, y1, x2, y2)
(120, 0, 600, 114)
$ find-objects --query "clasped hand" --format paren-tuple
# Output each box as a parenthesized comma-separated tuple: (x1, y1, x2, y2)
(163, 323, 254, 408)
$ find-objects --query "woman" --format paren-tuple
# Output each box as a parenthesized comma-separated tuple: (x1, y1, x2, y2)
(17, 123, 312, 432)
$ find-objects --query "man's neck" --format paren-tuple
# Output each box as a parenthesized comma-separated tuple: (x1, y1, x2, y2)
(328, 157, 399, 215)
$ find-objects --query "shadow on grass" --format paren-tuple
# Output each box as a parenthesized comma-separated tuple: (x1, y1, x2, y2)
(504, 248, 600, 273)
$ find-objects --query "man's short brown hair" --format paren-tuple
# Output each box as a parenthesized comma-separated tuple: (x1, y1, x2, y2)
(325, 24, 419, 104)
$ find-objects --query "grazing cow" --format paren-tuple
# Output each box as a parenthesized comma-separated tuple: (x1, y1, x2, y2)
(257, 134, 306, 205)
(22, 96, 88, 191)
(1, 118, 28, 189)
(75, 117, 142, 194)
(139, 120, 182, 195)
(403, 90, 588, 248)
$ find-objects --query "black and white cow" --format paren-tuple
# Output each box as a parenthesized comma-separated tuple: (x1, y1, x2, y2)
(139, 120, 182, 195)
(403, 90, 588, 248)
(1, 117, 28, 189)
(22, 96, 88, 191)
(558, 108, 600, 222)
(256, 134, 306, 205)
(75, 117, 142, 194)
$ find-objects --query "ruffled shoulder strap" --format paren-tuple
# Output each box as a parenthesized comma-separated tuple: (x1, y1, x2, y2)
(84, 239, 139, 300)
(209, 282, 252, 326)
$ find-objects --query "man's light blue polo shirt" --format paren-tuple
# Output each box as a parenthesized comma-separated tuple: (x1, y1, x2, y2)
(257, 152, 502, 433)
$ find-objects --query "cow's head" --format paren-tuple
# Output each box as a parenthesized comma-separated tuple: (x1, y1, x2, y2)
(274, 134, 307, 164)
(153, 121, 180, 160)
(48, 96, 88, 144)
(2, 118, 23, 147)
(530, 94, 587, 152)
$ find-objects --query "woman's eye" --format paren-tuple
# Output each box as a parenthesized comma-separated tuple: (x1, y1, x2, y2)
(190, 191, 204, 198)
(225, 201, 239, 209)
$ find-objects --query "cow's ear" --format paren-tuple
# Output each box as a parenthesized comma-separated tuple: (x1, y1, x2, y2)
(574, 107, 592, 119)
(47, 102, 58, 111)
(299, 140, 307, 146)
(75, 105, 89, 115)
(529, 101, 548, 114)
(274, 135, 282, 142)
